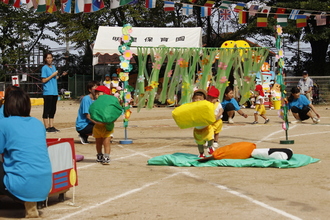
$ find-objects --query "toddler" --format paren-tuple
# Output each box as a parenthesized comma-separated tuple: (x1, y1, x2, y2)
(252, 85, 270, 124)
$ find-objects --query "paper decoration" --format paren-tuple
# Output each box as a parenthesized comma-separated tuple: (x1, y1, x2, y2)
(219, 1, 231, 9)
(135, 42, 268, 110)
(277, 14, 288, 27)
(145, 0, 155, 9)
(289, 9, 300, 20)
(261, 6, 271, 17)
(249, 5, 259, 16)
(203, 0, 214, 7)
(238, 11, 247, 24)
(234, 2, 245, 13)
(182, 3, 193, 16)
(296, 15, 307, 28)
(163, 1, 174, 11)
(257, 13, 267, 27)
(316, 13, 326, 26)
(220, 9, 231, 21)
(200, 6, 211, 17)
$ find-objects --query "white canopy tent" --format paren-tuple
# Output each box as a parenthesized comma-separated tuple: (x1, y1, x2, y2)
(92, 26, 203, 56)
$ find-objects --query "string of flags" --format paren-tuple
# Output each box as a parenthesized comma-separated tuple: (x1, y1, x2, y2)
(1, 0, 329, 27)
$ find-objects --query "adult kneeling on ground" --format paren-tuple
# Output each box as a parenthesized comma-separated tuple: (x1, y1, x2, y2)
(287, 87, 320, 124)
(0, 86, 52, 218)
(221, 86, 248, 124)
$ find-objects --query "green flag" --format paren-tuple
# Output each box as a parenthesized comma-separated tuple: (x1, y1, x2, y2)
(277, 15, 288, 27)
(120, 0, 134, 6)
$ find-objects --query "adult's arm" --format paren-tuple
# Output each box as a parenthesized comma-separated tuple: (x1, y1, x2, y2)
(41, 71, 58, 83)
(308, 103, 320, 118)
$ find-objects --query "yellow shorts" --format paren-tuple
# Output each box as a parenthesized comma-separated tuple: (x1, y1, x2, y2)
(193, 125, 214, 145)
(255, 104, 266, 115)
(93, 124, 113, 138)
(212, 119, 223, 134)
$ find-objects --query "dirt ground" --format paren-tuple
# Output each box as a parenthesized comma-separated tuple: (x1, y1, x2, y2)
(0, 100, 330, 220)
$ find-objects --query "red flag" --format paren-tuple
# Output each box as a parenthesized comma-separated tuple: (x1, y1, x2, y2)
(13, 0, 21, 8)
(257, 13, 267, 27)
(275, 8, 285, 18)
(239, 11, 248, 24)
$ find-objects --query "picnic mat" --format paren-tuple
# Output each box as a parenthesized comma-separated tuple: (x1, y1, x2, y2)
(147, 153, 320, 168)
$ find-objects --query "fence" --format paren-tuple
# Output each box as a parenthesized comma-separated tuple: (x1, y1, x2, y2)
(284, 76, 330, 105)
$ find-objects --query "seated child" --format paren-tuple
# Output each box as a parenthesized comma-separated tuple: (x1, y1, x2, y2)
(192, 89, 215, 158)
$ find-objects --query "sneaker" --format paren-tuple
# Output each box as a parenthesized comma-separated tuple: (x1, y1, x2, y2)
(96, 154, 103, 163)
(228, 118, 234, 124)
(102, 156, 110, 165)
(312, 117, 320, 124)
(207, 146, 215, 154)
(291, 120, 302, 124)
(198, 153, 206, 158)
(46, 127, 56, 133)
(48, 127, 59, 132)
(78, 134, 89, 144)
(213, 142, 219, 148)
(264, 119, 270, 124)
(252, 121, 258, 124)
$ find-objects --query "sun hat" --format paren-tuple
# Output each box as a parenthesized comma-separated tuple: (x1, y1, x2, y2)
(255, 84, 265, 97)
(95, 86, 110, 95)
(207, 86, 220, 98)
(193, 89, 207, 99)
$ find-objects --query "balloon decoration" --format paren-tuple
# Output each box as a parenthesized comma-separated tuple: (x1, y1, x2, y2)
(275, 25, 294, 144)
(134, 41, 268, 111)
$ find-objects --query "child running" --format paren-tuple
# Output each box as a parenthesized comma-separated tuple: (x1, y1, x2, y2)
(91, 86, 114, 165)
(206, 86, 223, 150)
(252, 85, 270, 124)
(192, 89, 215, 158)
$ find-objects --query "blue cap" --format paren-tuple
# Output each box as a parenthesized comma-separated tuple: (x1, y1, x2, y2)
(105, 74, 110, 77)
(112, 73, 118, 77)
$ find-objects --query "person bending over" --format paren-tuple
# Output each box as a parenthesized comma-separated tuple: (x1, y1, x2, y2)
(221, 86, 248, 124)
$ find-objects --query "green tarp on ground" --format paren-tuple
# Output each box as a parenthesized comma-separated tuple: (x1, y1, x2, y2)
(147, 153, 320, 168)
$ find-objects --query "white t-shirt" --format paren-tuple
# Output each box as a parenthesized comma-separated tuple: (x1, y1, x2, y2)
(255, 95, 264, 105)
(214, 102, 223, 118)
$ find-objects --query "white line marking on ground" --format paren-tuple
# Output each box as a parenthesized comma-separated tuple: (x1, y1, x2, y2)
(65, 126, 303, 219)
(57, 172, 180, 220)
(254, 126, 295, 145)
(267, 130, 330, 141)
(182, 171, 302, 220)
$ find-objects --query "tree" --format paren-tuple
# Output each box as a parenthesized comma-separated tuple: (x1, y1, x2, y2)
(0, 5, 57, 79)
